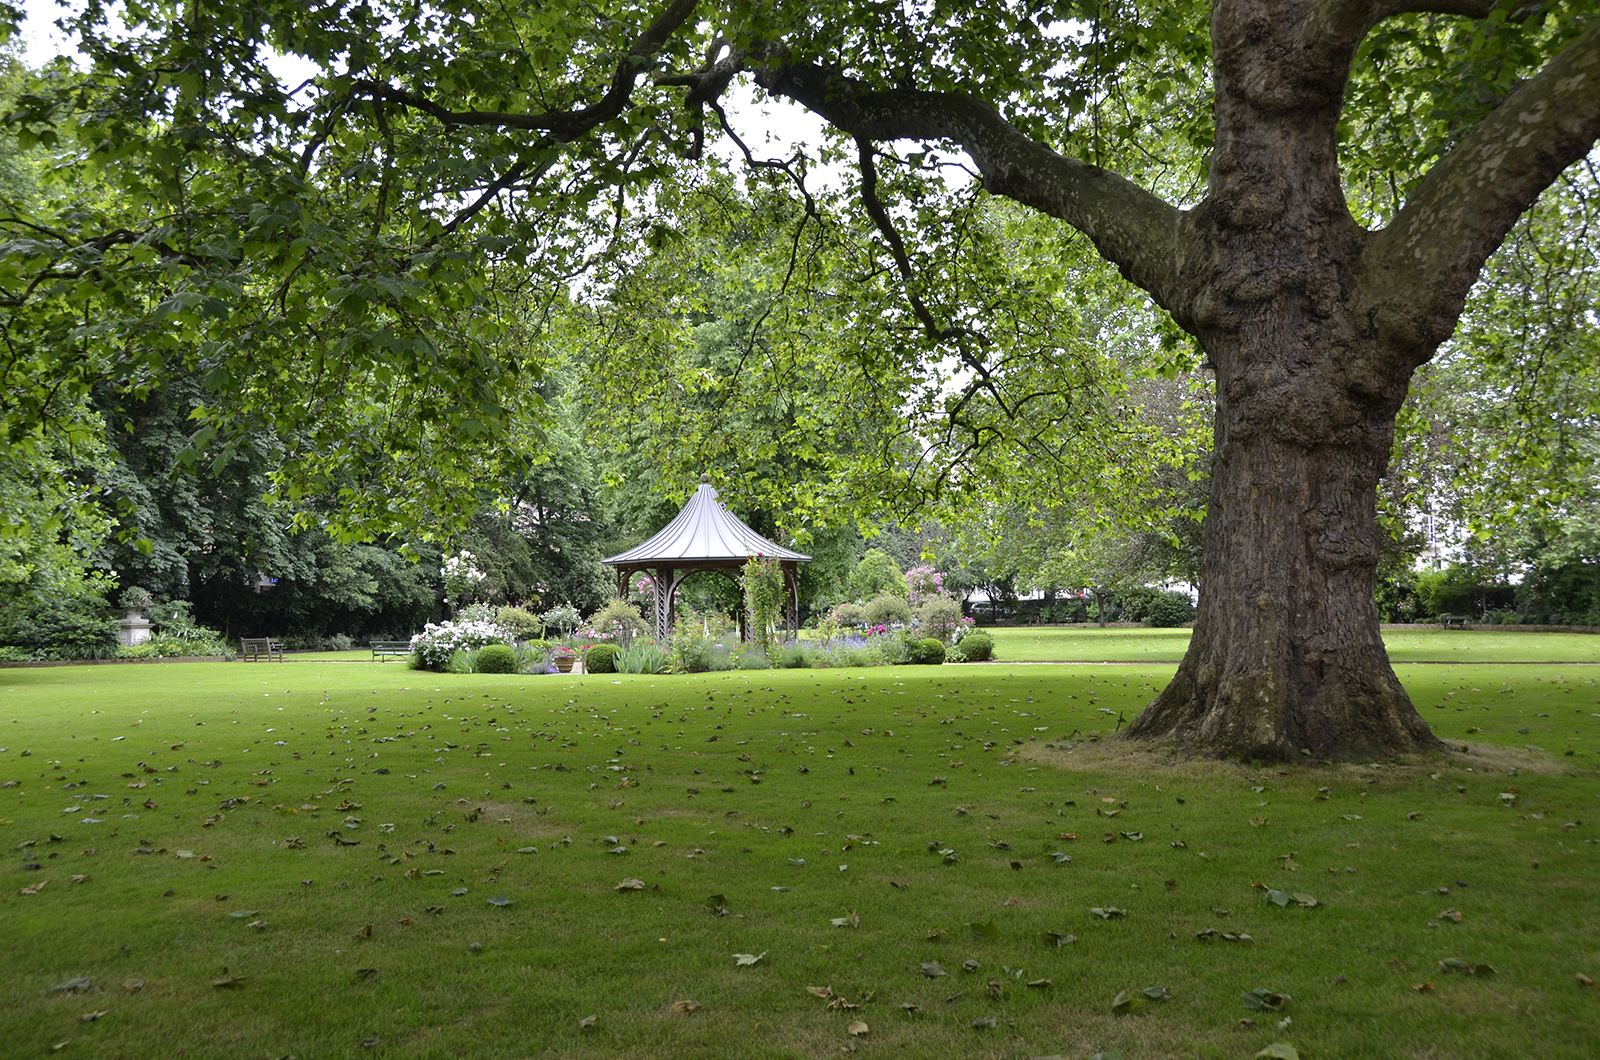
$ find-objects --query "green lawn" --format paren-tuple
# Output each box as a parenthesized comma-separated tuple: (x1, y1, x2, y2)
(2, 656, 1597, 1058)
(988, 625, 1600, 664)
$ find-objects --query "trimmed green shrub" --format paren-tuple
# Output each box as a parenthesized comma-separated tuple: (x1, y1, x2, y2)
(915, 597, 964, 641)
(587, 598, 648, 646)
(476, 643, 517, 673)
(830, 602, 867, 628)
(495, 606, 543, 641)
(863, 594, 913, 628)
(904, 637, 946, 665)
(585, 643, 618, 673)
(957, 631, 994, 661)
(1119, 587, 1196, 627)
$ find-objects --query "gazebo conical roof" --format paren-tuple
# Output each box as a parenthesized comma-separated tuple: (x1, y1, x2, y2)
(602, 476, 810, 639)
(602, 478, 811, 566)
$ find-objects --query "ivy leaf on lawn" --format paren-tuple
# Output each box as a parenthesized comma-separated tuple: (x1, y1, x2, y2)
(920, 962, 947, 977)
(1111, 990, 1144, 1013)
(1255, 1045, 1300, 1060)
(486, 895, 515, 907)
(831, 910, 860, 928)
(1438, 958, 1496, 976)
(1266, 889, 1320, 907)
(1049, 852, 1072, 863)
(969, 919, 1001, 939)
(1142, 985, 1171, 1001)
(1090, 907, 1128, 919)
(578, 1015, 597, 1031)
(733, 951, 767, 967)
(615, 878, 646, 891)
(1043, 931, 1078, 948)
(1243, 988, 1292, 1011)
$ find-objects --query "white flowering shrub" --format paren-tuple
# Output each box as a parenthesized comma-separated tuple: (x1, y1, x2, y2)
(409, 619, 508, 672)
(441, 549, 488, 606)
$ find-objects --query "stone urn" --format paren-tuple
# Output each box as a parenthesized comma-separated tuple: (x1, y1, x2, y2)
(553, 652, 577, 674)
(118, 609, 152, 647)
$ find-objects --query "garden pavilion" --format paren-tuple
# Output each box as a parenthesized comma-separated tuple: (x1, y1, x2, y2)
(602, 475, 810, 641)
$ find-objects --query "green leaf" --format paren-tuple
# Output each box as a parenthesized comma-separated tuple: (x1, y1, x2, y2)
(1243, 988, 1293, 1012)
(733, 951, 766, 967)
(969, 919, 1001, 939)
(1111, 989, 1143, 1013)
(1255, 1045, 1300, 1060)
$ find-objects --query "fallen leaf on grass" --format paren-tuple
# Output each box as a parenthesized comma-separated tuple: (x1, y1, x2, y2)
(969, 919, 1000, 939)
(900, 1002, 920, 1014)
(615, 878, 646, 891)
(1243, 988, 1292, 1011)
(360, 1037, 381, 1048)
(971, 1016, 997, 1029)
(211, 974, 246, 989)
(52, 978, 92, 994)
(78, 1011, 106, 1023)
(733, 951, 766, 967)
(1111, 990, 1143, 1013)
(830, 911, 860, 929)
(1578, 973, 1596, 988)
(1089, 907, 1127, 919)
(1437, 909, 1463, 923)
(355, 968, 379, 981)
(578, 1015, 597, 1031)
(486, 895, 515, 907)
(1413, 981, 1436, 992)
(847, 1020, 869, 1036)
(1438, 958, 1496, 976)
(228, 910, 260, 919)
(919, 962, 947, 977)
(963, 959, 981, 972)
(122, 979, 144, 993)
(19, 880, 48, 896)
(1255, 1045, 1300, 1060)
(1026, 978, 1052, 989)
(1265, 889, 1318, 908)
(69, 874, 89, 884)
(670, 1000, 701, 1014)
(1042, 931, 1077, 947)
(806, 986, 834, 999)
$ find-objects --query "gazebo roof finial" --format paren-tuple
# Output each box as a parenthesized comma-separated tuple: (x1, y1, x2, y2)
(700, 472, 711, 484)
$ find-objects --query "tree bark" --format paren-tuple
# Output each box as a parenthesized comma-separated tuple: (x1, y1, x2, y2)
(1125, 0, 1441, 759)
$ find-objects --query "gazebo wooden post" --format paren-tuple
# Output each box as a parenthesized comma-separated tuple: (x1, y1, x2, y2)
(652, 566, 674, 642)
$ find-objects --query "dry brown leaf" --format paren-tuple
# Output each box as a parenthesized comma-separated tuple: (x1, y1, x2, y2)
(670, 1000, 701, 1014)
(806, 986, 834, 999)
(847, 1020, 869, 1037)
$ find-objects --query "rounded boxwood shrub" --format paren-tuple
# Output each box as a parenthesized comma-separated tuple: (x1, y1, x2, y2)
(905, 637, 946, 665)
(585, 643, 618, 673)
(476, 643, 517, 674)
(958, 631, 994, 661)
(863, 594, 913, 628)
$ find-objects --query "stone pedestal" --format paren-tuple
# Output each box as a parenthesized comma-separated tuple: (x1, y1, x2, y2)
(118, 610, 151, 647)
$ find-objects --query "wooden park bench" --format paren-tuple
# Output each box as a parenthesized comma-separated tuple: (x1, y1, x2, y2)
(1438, 614, 1472, 629)
(239, 637, 285, 662)
(370, 640, 413, 661)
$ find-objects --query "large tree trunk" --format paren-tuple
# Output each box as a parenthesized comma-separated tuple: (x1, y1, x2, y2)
(1125, 356, 1438, 759)
(1124, 0, 1442, 760)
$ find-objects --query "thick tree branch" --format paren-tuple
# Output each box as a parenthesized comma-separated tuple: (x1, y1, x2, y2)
(1361, 17, 1600, 355)
(749, 55, 1188, 314)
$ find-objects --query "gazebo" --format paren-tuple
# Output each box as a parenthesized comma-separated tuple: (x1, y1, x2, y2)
(602, 475, 811, 641)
